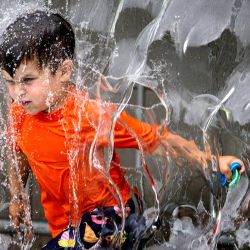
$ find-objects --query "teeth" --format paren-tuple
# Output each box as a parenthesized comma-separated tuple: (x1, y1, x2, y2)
(21, 101, 30, 105)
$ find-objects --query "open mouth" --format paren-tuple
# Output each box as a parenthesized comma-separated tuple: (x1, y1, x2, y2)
(20, 100, 31, 106)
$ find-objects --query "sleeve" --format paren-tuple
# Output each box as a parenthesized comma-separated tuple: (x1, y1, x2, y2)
(68, 95, 168, 154)
(113, 110, 168, 154)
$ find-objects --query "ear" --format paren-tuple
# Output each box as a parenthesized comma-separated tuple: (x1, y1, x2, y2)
(59, 59, 74, 82)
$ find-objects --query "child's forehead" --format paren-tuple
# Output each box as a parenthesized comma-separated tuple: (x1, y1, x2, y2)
(18, 58, 39, 69)
(3, 58, 45, 78)
(13, 58, 40, 74)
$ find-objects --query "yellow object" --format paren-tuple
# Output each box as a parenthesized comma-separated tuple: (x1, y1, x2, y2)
(83, 223, 99, 243)
(58, 239, 75, 248)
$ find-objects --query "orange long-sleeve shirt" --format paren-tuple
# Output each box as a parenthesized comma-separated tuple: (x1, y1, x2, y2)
(9, 87, 167, 237)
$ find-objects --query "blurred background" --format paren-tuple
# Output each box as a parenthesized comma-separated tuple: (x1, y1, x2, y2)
(0, 0, 250, 249)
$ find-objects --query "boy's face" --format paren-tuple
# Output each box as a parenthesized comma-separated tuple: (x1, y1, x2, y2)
(1, 59, 70, 115)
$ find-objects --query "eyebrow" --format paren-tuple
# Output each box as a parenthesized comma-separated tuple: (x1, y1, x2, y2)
(20, 74, 38, 78)
(3, 78, 14, 82)
(2, 74, 38, 82)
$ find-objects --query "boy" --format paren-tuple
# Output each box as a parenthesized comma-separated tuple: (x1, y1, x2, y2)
(0, 11, 244, 249)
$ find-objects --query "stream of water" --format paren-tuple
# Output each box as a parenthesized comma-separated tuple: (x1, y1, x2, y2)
(0, 0, 250, 249)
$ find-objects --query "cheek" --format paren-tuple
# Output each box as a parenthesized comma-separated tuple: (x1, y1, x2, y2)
(7, 86, 15, 98)
(29, 83, 48, 97)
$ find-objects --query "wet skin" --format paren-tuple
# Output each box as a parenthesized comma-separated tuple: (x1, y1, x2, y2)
(1, 58, 73, 115)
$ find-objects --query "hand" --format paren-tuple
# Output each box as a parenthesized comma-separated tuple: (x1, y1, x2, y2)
(9, 195, 34, 244)
(9, 198, 23, 233)
(218, 155, 245, 181)
(159, 132, 246, 182)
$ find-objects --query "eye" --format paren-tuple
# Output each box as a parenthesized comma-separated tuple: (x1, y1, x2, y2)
(5, 80, 15, 86)
(22, 77, 37, 84)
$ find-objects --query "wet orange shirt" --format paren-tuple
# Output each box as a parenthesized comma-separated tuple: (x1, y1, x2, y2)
(9, 87, 167, 237)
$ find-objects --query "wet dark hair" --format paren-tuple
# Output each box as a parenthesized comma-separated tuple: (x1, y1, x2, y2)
(0, 10, 75, 76)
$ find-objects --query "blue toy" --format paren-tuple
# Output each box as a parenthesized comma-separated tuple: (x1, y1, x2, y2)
(220, 162, 241, 189)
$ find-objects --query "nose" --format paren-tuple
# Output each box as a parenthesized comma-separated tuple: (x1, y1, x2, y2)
(13, 83, 26, 100)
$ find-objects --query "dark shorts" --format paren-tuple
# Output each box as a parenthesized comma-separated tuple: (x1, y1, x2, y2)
(41, 199, 145, 250)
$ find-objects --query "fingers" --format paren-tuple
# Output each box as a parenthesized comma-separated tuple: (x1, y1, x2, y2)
(10, 215, 21, 233)
(226, 157, 245, 175)
(23, 210, 33, 233)
(23, 228, 34, 245)
(9, 203, 21, 233)
(9, 198, 33, 237)
(218, 155, 245, 181)
(10, 210, 34, 245)
(22, 222, 34, 245)
(222, 167, 233, 181)
(238, 159, 246, 174)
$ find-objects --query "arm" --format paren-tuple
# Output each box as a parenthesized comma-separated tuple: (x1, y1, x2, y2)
(152, 131, 245, 180)
(8, 149, 33, 238)
(114, 109, 244, 179)
(85, 100, 245, 180)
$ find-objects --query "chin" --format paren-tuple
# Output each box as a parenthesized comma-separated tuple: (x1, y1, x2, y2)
(26, 111, 38, 115)
(25, 108, 40, 115)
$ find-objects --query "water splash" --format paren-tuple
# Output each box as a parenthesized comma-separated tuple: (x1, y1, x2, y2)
(0, 0, 250, 249)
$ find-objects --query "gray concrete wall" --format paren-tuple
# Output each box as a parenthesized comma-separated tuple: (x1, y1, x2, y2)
(0, 0, 249, 249)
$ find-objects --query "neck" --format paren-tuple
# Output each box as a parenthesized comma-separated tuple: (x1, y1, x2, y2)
(43, 87, 69, 114)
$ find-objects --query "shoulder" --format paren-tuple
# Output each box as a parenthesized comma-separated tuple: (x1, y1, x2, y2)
(65, 86, 88, 105)
(64, 86, 98, 116)
(8, 103, 27, 128)
(9, 103, 26, 118)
